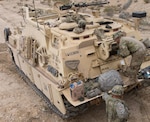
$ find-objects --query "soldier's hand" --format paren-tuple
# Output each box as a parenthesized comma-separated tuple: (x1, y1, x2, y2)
(102, 92, 109, 101)
(102, 92, 107, 96)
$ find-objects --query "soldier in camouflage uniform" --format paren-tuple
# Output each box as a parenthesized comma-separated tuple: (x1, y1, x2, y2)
(63, 13, 86, 34)
(102, 85, 129, 122)
(73, 19, 86, 34)
(113, 31, 146, 84)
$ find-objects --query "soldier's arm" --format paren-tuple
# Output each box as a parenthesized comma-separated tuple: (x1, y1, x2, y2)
(115, 102, 129, 119)
(119, 42, 130, 57)
(102, 92, 111, 101)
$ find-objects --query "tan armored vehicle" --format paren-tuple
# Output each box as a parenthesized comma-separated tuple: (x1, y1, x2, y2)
(4, 1, 150, 118)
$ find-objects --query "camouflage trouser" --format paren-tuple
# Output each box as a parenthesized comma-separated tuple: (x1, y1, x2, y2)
(125, 49, 146, 80)
(73, 27, 84, 34)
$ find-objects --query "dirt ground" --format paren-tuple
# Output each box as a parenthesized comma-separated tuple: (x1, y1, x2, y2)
(0, 0, 150, 122)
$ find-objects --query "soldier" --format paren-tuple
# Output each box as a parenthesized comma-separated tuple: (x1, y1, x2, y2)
(94, 28, 105, 41)
(113, 31, 146, 84)
(73, 19, 86, 34)
(102, 85, 129, 122)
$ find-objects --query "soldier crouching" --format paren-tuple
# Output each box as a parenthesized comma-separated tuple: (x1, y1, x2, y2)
(102, 85, 129, 122)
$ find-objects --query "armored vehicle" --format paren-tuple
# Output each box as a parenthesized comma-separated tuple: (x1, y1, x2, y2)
(4, 1, 150, 118)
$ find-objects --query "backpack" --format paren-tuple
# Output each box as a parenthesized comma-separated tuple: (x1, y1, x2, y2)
(106, 97, 129, 121)
(115, 100, 129, 120)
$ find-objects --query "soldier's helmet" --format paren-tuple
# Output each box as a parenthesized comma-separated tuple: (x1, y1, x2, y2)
(113, 31, 125, 40)
(78, 19, 86, 29)
(111, 85, 124, 96)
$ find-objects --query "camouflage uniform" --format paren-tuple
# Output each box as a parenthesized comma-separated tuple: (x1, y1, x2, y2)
(63, 13, 85, 23)
(94, 29, 105, 41)
(102, 85, 129, 122)
(119, 37, 146, 80)
(63, 13, 86, 34)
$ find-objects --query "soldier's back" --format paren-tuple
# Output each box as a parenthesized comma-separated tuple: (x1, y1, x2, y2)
(106, 97, 129, 122)
(120, 36, 146, 53)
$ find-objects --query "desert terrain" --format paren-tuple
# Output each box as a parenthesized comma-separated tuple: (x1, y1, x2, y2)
(0, 0, 150, 122)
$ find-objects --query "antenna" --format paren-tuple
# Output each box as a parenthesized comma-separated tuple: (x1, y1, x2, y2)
(33, 0, 40, 30)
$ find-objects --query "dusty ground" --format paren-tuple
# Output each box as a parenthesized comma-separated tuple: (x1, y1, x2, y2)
(0, 0, 150, 122)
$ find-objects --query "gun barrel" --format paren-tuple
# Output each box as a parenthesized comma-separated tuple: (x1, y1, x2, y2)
(59, 4, 72, 10)
(59, 1, 109, 11)
(86, 1, 109, 6)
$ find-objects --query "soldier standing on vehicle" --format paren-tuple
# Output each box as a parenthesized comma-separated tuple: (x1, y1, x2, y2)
(113, 31, 146, 84)
(102, 85, 129, 122)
